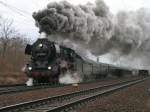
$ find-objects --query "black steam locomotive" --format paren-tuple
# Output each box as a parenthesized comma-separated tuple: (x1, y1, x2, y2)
(24, 37, 78, 85)
(25, 38, 59, 84)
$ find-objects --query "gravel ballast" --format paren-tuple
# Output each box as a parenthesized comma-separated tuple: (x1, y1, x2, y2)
(79, 78, 150, 112)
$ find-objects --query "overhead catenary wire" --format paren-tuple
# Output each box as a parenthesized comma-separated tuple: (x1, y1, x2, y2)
(0, 0, 34, 22)
(0, 0, 39, 37)
(0, 1, 31, 16)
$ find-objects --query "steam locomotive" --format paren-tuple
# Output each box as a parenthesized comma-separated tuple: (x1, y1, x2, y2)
(24, 33, 83, 86)
(24, 33, 145, 86)
(25, 38, 59, 84)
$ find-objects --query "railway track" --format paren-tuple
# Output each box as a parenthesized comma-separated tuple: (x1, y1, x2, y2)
(0, 77, 132, 95)
(0, 84, 65, 95)
(0, 80, 103, 95)
(0, 77, 149, 112)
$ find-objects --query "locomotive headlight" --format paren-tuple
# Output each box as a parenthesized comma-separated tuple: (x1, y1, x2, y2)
(48, 66, 51, 70)
(28, 67, 32, 71)
(39, 43, 43, 48)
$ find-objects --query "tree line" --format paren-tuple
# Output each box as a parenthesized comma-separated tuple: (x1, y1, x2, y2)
(0, 17, 30, 72)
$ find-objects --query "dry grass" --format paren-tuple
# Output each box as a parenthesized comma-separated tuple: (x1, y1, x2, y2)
(0, 72, 27, 85)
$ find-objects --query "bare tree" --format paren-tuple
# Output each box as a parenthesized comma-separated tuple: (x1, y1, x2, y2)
(0, 18, 17, 57)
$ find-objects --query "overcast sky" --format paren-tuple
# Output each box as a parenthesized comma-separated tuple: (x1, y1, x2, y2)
(0, 0, 150, 40)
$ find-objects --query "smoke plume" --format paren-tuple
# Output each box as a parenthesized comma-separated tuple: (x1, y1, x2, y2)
(110, 9, 150, 69)
(33, 0, 150, 69)
(33, 0, 113, 54)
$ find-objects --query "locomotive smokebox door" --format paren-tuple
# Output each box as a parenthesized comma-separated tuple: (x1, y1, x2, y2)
(25, 44, 32, 55)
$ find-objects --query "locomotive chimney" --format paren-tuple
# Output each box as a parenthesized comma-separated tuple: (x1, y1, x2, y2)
(39, 32, 47, 39)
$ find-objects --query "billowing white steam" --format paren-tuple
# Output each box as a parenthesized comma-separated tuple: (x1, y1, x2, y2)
(38, 32, 47, 39)
(59, 71, 82, 84)
(26, 78, 33, 86)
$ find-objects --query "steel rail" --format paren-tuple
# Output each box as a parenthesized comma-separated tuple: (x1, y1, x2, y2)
(0, 84, 66, 95)
(0, 84, 25, 88)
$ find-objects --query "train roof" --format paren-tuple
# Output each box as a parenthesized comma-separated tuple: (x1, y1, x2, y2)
(59, 44, 139, 71)
(60, 45, 83, 59)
